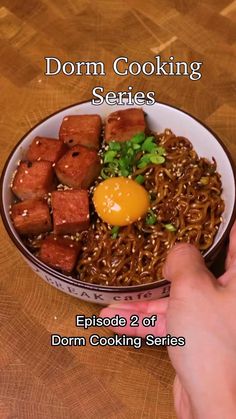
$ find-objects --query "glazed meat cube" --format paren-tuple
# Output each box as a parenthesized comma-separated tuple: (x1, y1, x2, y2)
(11, 198, 52, 235)
(12, 161, 55, 200)
(26, 136, 67, 163)
(105, 108, 146, 142)
(59, 114, 102, 149)
(55, 145, 101, 189)
(38, 235, 81, 273)
(51, 190, 90, 235)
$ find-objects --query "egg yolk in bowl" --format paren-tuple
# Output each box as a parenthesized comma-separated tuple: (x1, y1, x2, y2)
(93, 177, 150, 226)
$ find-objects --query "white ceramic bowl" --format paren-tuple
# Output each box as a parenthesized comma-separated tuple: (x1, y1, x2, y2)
(1, 101, 236, 304)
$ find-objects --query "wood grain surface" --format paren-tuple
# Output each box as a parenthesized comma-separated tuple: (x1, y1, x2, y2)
(0, 1, 236, 418)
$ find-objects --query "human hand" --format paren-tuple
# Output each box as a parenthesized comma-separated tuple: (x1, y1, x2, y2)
(100, 222, 236, 419)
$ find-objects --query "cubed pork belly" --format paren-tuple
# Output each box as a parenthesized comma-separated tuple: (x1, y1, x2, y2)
(38, 235, 81, 273)
(12, 161, 55, 200)
(11, 198, 51, 235)
(105, 108, 146, 142)
(55, 145, 101, 189)
(26, 136, 67, 163)
(51, 190, 90, 235)
(59, 114, 102, 149)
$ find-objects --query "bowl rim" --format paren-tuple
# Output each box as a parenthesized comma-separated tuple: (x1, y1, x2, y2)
(1, 99, 236, 293)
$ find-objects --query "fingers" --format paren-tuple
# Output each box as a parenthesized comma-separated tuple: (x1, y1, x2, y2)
(219, 221, 236, 287)
(107, 298, 169, 315)
(163, 243, 215, 298)
(173, 375, 193, 419)
(100, 299, 169, 338)
(226, 221, 236, 271)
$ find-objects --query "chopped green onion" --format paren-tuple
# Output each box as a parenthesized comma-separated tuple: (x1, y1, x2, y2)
(164, 223, 177, 232)
(149, 155, 165, 164)
(146, 210, 157, 225)
(119, 168, 129, 177)
(141, 137, 157, 152)
(132, 143, 141, 150)
(109, 159, 119, 170)
(102, 133, 166, 180)
(130, 132, 145, 144)
(137, 161, 148, 169)
(137, 155, 151, 169)
(104, 150, 117, 163)
(110, 226, 120, 239)
(127, 147, 135, 156)
(101, 167, 116, 179)
(118, 156, 129, 168)
(109, 141, 121, 151)
(156, 146, 166, 156)
(135, 175, 145, 184)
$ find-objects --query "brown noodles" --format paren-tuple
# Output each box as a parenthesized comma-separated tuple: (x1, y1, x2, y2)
(76, 129, 225, 286)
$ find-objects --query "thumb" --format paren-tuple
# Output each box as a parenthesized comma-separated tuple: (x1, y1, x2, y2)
(225, 220, 236, 271)
(163, 243, 215, 298)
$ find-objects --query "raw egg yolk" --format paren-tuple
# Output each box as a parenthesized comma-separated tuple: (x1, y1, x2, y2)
(93, 177, 150, 226)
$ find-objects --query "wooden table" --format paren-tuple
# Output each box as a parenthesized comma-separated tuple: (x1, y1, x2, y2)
(0, 1, 235, 418)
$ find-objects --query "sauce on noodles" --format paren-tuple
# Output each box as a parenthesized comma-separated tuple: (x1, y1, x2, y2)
(76, 129, 224, 286)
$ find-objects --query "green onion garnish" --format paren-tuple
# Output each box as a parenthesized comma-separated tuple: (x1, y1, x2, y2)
(135, 175, 145, 184)
(137, 155, 151, 169)
(130, 132, 145, 144)
(109, 141, 121, 151)
(146, 210, 157, 225)
(135, 175, 145, 185)
(101, 168, 111, 179)
(133, 143, 141, 150)
(101, 133, 166, 179)
(110, 226, 120, 239)
(104, 150, 117, 163)
(120, 168, 129, 177)
(156, 146, 166, 156)
(141, 136, 157, 152)
(164, 223, 177, 232)
(149, 155, 165, 164)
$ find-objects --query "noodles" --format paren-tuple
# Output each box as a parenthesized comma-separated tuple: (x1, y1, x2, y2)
(76, 129, 224, 286)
